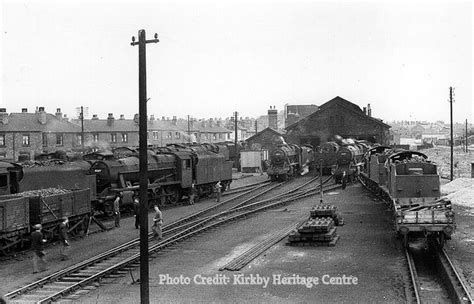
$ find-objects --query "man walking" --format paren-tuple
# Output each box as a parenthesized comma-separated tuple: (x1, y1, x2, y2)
(31, 224, 47, 273)
(152, 205, 163, 240)
(133, 197, 140, 229)
(59, 217, 70, 260)
(113, 192, 121, 228)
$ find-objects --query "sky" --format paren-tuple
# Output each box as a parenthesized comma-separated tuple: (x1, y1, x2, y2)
(0, 0, 472, 123)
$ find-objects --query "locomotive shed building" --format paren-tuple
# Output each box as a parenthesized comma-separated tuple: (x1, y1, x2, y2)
(285, 96, 391, 147)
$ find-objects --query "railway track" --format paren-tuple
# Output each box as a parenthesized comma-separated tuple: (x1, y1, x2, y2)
(405, 246, 473, 304)
(5, 175, 336, 303)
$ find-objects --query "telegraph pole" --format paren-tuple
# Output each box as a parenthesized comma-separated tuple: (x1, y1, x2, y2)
(130, 29, 159, 304)
(80, 106, 85, 154)
(188, 115, 191, 143)
(449, 87, 454, 181)
(466, 119, 468, 153)
(234, 111, 238, 147)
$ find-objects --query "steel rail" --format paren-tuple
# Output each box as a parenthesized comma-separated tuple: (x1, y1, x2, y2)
(439, 248, 473, 304)
(404, 248, 422, 304)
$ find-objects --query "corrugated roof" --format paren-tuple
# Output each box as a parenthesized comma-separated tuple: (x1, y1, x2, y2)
(0, 113, 82, 133)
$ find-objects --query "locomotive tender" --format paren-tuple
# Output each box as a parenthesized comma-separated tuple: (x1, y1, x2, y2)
(360, 148, 455, 247)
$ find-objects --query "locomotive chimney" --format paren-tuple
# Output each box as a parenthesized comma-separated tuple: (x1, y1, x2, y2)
(268, 106, 278, 130)
(367, 104, 372, 117)
(107, 113, 114, 126)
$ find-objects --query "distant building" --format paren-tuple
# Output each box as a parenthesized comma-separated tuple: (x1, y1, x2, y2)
(245, 127, 286, 151)
(0, 107, 82, 160)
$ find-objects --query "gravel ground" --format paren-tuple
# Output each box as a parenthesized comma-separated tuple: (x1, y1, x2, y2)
(78, 183, 408, 304)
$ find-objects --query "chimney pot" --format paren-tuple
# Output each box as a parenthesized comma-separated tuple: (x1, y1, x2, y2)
(150, 114, 155, 120)
(92, 114, 99, 120)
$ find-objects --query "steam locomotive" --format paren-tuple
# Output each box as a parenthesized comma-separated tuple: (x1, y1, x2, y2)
(90, 146, 233, 214)
(267, 143, 314, 181)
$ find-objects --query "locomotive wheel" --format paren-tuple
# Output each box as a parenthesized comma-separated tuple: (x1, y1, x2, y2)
(165, 187, 181, 205)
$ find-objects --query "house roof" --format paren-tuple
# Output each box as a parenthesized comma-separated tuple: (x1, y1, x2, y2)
(286, 96, 391, 130)
(245, 127, 285, 142)
(0, 113, 82, 133)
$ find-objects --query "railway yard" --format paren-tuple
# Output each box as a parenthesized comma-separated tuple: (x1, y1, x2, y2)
(1, 167, 473, 303)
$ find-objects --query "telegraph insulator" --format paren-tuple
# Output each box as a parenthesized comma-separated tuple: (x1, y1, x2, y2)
(132, 36, 135, 42)
(154, 33, 158, 39)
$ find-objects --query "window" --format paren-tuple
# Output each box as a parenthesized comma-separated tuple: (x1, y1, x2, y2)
(121, 133, 128, 143)
(0, 134, 5, 146)
(93, 134, 99, 142)
(166, 132, 172, 139)
(22, 134, 30, 146)
(76, 134, 82, 145)
(153, 131, 159, 140)
(219, 133, 223, 139)
(213, 133, 217, 140)
(42, 134, 48, 147)
(56, 134, 63, 146)
(175, 132, 180, 139)
(111, 133, 117, 143)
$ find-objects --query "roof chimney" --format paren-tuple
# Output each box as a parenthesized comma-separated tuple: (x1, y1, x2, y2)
(268, 106, 278, 130)
(107, 113, 114, 126)
(55, 108, 62, 119)
(162, 116, 165, 120)
(367, 104, 372, 117)
(119, 114, 125, 120)
(92, 114, 99, 120)
(38, 106, 45, 113)
(0, 109, 8, 125)
(0, 108, 6, 113)
(150, 114, 155, 121)
(172, 116, 177, 125)
(21, 108, 28, 113)
(363, 107, 367, 115)
(134, 114, 139, 123)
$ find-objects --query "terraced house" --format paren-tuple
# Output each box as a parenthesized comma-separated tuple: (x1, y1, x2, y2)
(0, 107, 82, 161)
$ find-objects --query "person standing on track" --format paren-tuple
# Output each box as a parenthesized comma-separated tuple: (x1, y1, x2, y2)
(133, 197, 140, 229)
(59, 217, 70, 260)
(215, 181, 222, 202)
(31, 224, 47, 273)
(113, 192, 121, 228)
(189, 183, 196, 205)
(152, 205, 163, 240)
